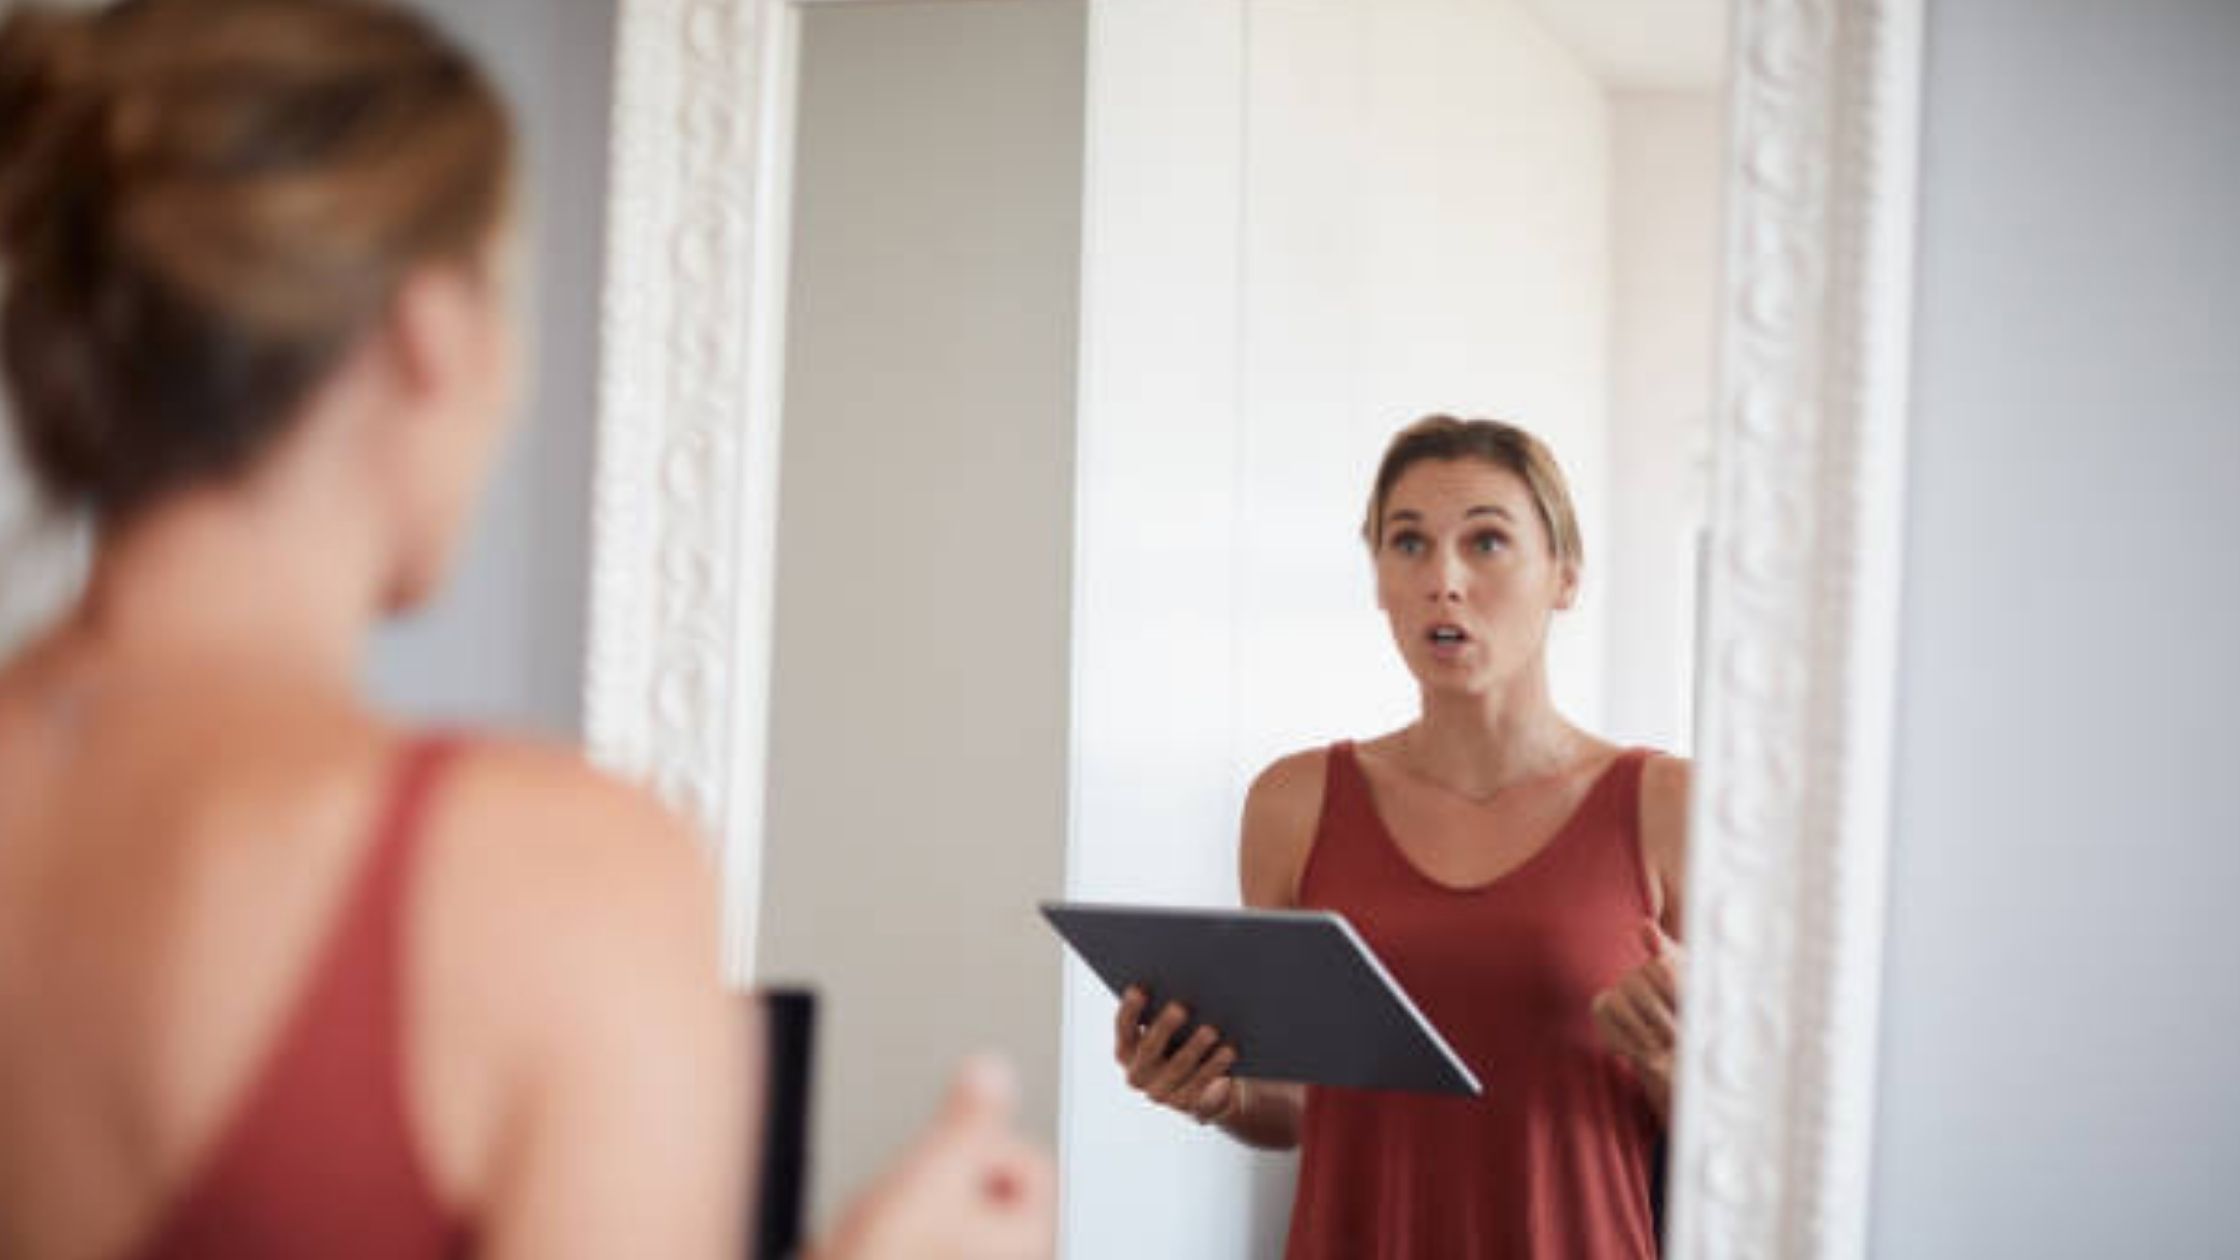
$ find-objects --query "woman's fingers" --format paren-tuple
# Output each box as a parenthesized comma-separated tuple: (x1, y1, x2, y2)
(1593, 986, 1656, 1065)
(1111, 993, 1243, 1123)
(1642, 952, 1681, 1009)
(1590, 989, 1628, 1056)
(1176, 1045, 1240, 1120)
(1147, 1023, 1222, 1101)
(1124, 1001, 1192, 1089)
(1113, 987, 1148, 1064)
(1636, 917, 1684, 1009)
(1619, 978, 1678, 1054)
(1594, 969, 1680, 1077)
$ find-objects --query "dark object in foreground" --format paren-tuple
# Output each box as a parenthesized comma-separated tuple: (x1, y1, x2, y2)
(754, 987, 818, 1260)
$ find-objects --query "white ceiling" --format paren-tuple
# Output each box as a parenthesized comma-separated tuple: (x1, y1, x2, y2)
(1516, 0, 1731, 92)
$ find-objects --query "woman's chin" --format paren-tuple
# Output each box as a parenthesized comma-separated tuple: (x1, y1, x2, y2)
(1410, 662, 1493, 697)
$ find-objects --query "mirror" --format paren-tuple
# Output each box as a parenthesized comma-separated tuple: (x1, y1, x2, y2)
(745, 0, 1728, 1250)
(581, 0, 1925, 1255)
(0, 0, 1926, 1253)
(754, 0, 1084, 1230)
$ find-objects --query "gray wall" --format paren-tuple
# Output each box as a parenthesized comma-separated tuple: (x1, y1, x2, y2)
(757, 0, 1084, 1230)
(365, 0, 613, 735)
(1870, 2, 2240, 1256)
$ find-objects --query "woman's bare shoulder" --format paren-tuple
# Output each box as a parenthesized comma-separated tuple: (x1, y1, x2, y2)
(418, 736, 723, 1007)
(1640, 752, 1692, 831)
(1246, 747, 1332, 814)
(1239, 746, 1335, 909)
(429, 736, 713, 914)
(409, 736, 741, 1228)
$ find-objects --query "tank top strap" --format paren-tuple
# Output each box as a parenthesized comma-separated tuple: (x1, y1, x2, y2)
(1321, 741, 1362, 814)
(128, 735, 471, 1259)
(1319, 740, 1382, 846)
(343, 735, 464, 1038)
(1297, 741, 1374, 899)
(359, 736, 465, 955)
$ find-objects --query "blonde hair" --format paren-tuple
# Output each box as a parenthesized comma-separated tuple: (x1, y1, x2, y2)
(0, 0, 515, 523)
(1362, 414, 1583, 569)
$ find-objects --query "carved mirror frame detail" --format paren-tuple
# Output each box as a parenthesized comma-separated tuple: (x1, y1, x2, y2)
(1670, 2, 1922, 1259)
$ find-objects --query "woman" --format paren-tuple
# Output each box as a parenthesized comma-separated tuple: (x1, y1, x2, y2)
(0, 2, 1048, 1257)
(1115, 416, 1688, 1259)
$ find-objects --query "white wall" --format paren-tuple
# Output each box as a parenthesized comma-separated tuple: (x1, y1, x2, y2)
(755, 0, 1085, 1232)
(1233, 0, 1615, 764)
(1063, 1, 1261, 1249)
(1604, 92, 1722, 754)
(1869, 1, 2240, 1256)
(1063, 2, 1611, 1254)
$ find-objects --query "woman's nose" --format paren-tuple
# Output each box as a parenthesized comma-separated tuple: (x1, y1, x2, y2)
(1429, 550, 1464, 602)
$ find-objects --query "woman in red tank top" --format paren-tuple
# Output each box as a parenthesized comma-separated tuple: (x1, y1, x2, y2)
(0, 3, 1052, 1257)
(1113, 416, 1691, 1260)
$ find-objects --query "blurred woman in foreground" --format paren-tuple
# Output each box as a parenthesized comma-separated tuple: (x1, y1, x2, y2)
(0, 2, 1048, 1256)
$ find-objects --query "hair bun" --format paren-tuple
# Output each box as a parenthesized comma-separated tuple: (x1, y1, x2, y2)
(3, 0, 515, 522)
(0, 6, 106, 261)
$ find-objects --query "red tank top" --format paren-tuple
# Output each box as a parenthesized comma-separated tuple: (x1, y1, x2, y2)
(126, 738, 473, 1260)
(1284, 742, 1664, 1260)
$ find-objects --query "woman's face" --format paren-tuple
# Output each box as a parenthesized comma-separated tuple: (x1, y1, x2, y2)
(1372, 457, 1577, 698)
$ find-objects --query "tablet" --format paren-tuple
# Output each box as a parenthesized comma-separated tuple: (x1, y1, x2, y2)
(1043, 901, 1481, 1096)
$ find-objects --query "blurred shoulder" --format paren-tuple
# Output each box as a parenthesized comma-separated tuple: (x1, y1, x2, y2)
(421, 733, 720, 971)
(436, 735, 703, 857)
(406, 734, 738, 1224)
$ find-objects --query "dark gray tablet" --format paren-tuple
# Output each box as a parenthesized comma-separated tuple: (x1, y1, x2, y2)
(1043, 901, 1482, 1096)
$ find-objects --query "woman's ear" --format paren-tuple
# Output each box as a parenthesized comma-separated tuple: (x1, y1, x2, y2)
(1554, 559, 1581, 611)
(384, 265, 479, 410)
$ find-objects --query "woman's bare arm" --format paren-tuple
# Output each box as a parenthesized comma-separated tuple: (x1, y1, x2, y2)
(427, 747, 751, 1260)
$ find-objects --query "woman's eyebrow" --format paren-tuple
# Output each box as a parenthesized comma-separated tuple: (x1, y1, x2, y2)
(1464, 505, 1516, 521)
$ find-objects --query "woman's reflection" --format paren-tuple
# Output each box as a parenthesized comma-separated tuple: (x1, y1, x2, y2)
(1113, 415, 1689, 1260)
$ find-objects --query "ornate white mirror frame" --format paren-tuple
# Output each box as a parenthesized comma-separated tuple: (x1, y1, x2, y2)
(579, 3, 1927, 1259)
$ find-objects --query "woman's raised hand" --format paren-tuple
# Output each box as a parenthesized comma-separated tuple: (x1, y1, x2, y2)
(1591, 919, 1684, 1118)
(1114, 985, 1242, 1125)
(814, 1056, 1055, 1260)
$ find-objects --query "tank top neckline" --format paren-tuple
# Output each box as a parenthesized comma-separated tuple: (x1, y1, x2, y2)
(1333, 740, 1648, 897)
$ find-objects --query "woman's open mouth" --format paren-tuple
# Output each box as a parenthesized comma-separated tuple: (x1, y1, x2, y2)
(1426, 624, 1471, 659)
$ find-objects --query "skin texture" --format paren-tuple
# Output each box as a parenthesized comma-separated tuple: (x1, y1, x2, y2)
(1115, 455, 1691, 1147)
(0, 236, 1051, 1259)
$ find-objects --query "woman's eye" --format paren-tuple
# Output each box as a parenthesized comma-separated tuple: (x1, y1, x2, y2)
(1472, 531, 1509, 555)
(1390, 532, 1427, 556)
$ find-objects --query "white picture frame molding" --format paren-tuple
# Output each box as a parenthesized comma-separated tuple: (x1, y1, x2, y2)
(1668, 2, 1923, 1259)
(583, 0, 802, 984)
(581, 6, 1927, 1260)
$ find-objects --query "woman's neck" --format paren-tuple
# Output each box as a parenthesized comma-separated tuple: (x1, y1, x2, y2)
(1402, 668, 1585, 800)
(69, 477, 386, 693)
